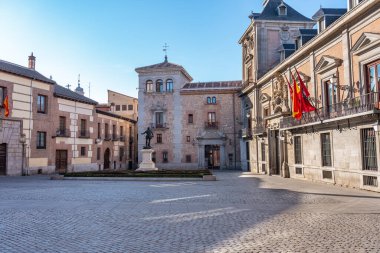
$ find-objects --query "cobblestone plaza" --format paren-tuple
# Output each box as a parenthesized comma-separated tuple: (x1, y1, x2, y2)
(0, 172, 379, 253)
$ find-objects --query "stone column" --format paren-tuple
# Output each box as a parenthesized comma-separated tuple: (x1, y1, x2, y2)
(220, 145, 226, 170)
(198, 145, 205, 169)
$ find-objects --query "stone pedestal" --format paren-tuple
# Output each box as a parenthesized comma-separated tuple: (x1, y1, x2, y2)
(136, 149, 158, 172)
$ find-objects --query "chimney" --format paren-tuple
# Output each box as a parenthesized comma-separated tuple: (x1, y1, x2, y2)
(28, 52, 36, 70)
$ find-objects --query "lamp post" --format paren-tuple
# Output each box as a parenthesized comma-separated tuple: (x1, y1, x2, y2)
(19, 134, 26, 176)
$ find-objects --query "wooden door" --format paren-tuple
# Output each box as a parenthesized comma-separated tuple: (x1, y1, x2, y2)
(56, 150, 68, 174)
(104, 148, 110, 170)
(0, 144, 6, 175)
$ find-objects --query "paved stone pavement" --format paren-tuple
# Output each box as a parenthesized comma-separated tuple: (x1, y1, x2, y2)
(0, 172, 379, 253)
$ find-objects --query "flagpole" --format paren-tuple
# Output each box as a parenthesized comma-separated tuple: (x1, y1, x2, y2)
(293, 66, 323, 123)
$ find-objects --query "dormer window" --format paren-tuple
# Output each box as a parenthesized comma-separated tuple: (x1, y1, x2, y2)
(278, 3, 287, 16)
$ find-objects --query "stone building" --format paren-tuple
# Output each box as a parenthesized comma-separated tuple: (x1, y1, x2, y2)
(240, 0, 380, 192)
(136, 58, 242, 169)
(0, 55, 137, 175)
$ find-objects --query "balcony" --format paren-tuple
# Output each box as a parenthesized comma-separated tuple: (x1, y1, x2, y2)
(112, 134, 119, 141)
(241, 128, 252, 139)
(55, 128, 70, 138)
(119, 136, 126, 142)
(280, 92, 380, 129)
(104, 135, 111, 141)
(78, 130, 90, 138)
(151, 123, 168, 129)
(205, 121, 218, 129)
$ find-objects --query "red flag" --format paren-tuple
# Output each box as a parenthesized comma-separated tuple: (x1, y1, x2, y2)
(3, 96, 9, 117)
(294, 67, 316, 113)
(291, 72, 302, 120)
(284, 75, 293, 97)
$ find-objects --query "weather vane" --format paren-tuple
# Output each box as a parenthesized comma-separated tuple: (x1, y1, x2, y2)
(163, 43, 169, 62)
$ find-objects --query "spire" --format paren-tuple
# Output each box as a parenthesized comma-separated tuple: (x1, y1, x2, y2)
(75, 74, 84, 96)
(163, 43, 169, 62)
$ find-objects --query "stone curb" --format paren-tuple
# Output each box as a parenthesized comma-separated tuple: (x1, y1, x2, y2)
(59, 176, 217, 182)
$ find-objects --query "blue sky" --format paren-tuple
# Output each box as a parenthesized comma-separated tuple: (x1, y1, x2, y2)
(0, 0, 346, 103)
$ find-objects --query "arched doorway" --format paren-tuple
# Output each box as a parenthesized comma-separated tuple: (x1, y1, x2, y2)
(104, 148, 110, 170)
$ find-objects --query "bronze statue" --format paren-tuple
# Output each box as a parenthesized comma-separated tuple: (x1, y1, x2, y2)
(141, 127, 154, 149)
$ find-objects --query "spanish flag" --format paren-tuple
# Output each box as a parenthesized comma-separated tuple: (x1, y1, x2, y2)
(291, 72, 302, 120)
(3, 96, 9, 117)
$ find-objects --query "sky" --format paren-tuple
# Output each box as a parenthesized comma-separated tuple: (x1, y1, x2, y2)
(0, 0, 347, 103)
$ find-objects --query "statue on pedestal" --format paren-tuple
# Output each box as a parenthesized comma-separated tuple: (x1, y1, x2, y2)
(141, 127, 154, 149)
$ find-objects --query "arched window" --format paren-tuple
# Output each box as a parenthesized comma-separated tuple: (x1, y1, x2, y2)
(207, 97, 211, 104)
(146, 80, 153, 92)
(166, 79, 173, 92)
(156, 80, 163, 92)
(212, 97, 217, 104)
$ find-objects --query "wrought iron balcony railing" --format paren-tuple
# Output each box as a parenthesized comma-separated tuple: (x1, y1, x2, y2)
(280, 92, 380, 129)
(112, 134, 119, 141)
(205, 121, 218, 129)
(79, 130, 91, 138)
(56, 128, 70, 138)
(151, 123, 168, 129)
(104, 135, 111, 141)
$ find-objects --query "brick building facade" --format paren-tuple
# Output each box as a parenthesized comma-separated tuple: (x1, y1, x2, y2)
(0, 55, 137, 175)
(136, 58, 242, 170)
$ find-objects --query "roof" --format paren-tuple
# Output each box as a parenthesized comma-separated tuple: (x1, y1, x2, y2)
(54, 84, 98, 105)
(135, 58, 193, 81)
(96, 109, 137, 124)
(312, 8, 347, 20)
(182, 81, 242, 90)
(0, 59, 55, 84)
(253, 0, 313, 22)
(299, 29, 318, 36)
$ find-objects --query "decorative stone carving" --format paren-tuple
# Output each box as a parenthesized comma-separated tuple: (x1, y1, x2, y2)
(272, 72, 290, 114)
(150, 101, 167, 111)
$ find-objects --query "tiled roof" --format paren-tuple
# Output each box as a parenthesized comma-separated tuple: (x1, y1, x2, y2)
(135, 58, 193, 81)
(0, 59, 55, 84)
(312, 8, 347, 20)
(182, 81, 242, 90)
(96, 109, 137, 124)
(54, 84, 98, 105)
(253, 0, 313, 22)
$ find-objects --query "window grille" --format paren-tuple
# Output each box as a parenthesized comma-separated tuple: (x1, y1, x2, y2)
(363, 175, 378, 187)
(361, 128, 378, 171)
(295, 167, 303, 175)
(322, 170, 333, 179)
(294, 136, 302, 164)
(321, 133, 332, 167)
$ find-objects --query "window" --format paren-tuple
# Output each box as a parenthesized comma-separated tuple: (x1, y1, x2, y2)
(80, 147, 86, 156)
(97, 123, 101, 139)
(59, 116, 66, 132)
(363, 175, 378, 187)
(295, 167, 303, 175)
(155, 112, 164, 127)
(228, 154, 233, 166)
(186, 155, 192, 163)
(294, 136, 302, 164)
(324, 80, 339, 113)
(37, 131, 46, 149)
(120, 126, 124, 137)
(156, 79, 163, 92)
(157, 134, 162, 144)
(115, 105, 120, 111)
(362, 128, 378, 171)
(208, 112, 216, 123)
(146, 80, 153, 92)
(119, 147, 124, 162)
(321, 133, 332, 167)
(163, 151, 168, 163)
(105, 123, 109, 139)
(366, 60, 380, 93)
(186, 136, 191, 142)
(322, 170, 333, 179)
(211, 97, 216, 104)
(128, 105, 133, 111)
(80, 119, 87, 137)
(112, 125, 116, 139)
(188, 114, 193, 124)
(0, 87, 6, 106)
(261, 142, 266, 162)
(166, 79, 173, 92)
(122, 105, 127, 111)
(37, 95, 47, 113)
(278, 5, 287, 15)
(97, 147, 101, 160)
(207, 97, 211, 104)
